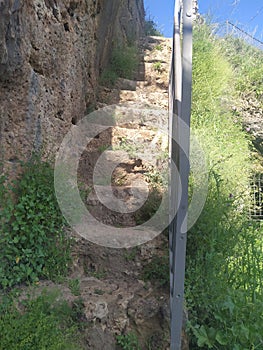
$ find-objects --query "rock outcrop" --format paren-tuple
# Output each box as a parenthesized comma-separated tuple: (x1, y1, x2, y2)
(0, 0, 144, 169)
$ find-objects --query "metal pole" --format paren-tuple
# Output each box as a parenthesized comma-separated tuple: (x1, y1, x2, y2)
(169, 0, 193, 349)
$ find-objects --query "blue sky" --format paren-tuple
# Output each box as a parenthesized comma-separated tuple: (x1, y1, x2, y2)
(144, 0, 263, 42)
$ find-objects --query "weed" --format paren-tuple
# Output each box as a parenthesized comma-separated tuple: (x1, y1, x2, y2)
(154, 44, 163, 51)
(98, 144, 111, 153)
(157, 150, 169, 161)
(146, 331, 168, 350)
(111, 46, 139, 79)
(222, 36, 263, 100)
(93, 175, 112, 186)
(145, 16, 163, 37)
(99, 69, 118, 88)
(134, 189, 162, 225)
(124, 247, 138, 261)
(145, 168, 166, 187)
(185, 22, 263, 349)
(116, 332, 141, 350)
(100, 45, 139, 87)
(71, 298, 87, 331)
(188, 288, 263, 349)
(0, 157, 71, 289)
(0, 290, 84, 350)
(113, 136, 139, 158)
(153, 61, 162, 73)
(142, 255, 169, 287)
(68, 278, 81, 296)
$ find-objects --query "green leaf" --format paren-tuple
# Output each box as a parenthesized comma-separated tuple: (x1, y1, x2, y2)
(13, 236, 20, 243)
(215, 330, 228, 345)
(194, 326, 215, 348)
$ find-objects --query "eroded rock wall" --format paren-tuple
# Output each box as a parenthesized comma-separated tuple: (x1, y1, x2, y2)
(0, 0, 144, 168)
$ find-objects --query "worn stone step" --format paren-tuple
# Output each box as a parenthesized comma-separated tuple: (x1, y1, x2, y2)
(87, 184, 149, 214)
(116, 78, 137, 91)
(90, 149, 131, 181)
(136, 80, 150, 88)
(112, 126, 168, 155)
(119, 89, 168, 99)
(73, 216, 161, 249)
(109, 103, 168, 129)
(119, 90, 169, 109)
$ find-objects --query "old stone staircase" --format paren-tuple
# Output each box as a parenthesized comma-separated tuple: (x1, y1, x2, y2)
(67, 36, 177, 349)
(78, 36, 172, 236)
(42, 36, 189, 349)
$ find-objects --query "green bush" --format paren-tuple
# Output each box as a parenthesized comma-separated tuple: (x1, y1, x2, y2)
(111, 46, 139, 79)
(188, 288, 263, 349)
(99, 45, 139, 87)
(142, 255, 169, 287)
(145, 17, 163, 37)
(99, 69, 118, 88)
(0, 158, 71, 289)
(116, 332, 141, 350)
(0, 290, 83, 350)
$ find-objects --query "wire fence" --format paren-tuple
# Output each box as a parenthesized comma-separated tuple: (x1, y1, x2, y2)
(250, 173, 263, 220)
(219, 20, 263, 50)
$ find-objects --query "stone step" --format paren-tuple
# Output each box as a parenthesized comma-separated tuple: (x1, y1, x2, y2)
(119, 90, 169, 109)
(119, 89, 168, 99)
(87, 184, 149, 214)
(90, 149, 131, 182)
(74, 219, 160, 248)
(111, 126, 168, 156)
(110, 103, 168, 129)
(89, 147, 166, 179)
(136, 80, 150, 89)
(116, 78, 137, 91)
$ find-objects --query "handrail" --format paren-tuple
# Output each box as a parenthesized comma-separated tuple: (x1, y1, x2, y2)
(169, 0, 193, 349)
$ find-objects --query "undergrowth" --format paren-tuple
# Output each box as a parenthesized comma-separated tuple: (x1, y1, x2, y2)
(185, 23, 263, 349)
(222, 35, 263, 100)
(142, 255, 169, 287)
(100, 45, 139, 87)
(0, 158, 71, 289)
(116, 332, 141, 350)
(0, 290, 84, 350)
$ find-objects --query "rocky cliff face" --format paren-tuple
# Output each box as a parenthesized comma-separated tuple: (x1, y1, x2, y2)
(0, 0, 144, 169)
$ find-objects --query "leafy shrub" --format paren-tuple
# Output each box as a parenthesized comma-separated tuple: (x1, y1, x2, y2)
(0, 290, 83, 350)
(116, 332, 141, 350)
(0, 158, 71, 289)
(189, 288, 263, 349)
(111, 46, 139, 79)
(142, 255, 169, 287)
(145, 16, 163, 37)
(99, 69, 118, 88)
(99, 45, 139, 87)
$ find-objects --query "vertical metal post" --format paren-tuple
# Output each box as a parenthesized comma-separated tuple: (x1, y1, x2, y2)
(169, 0, 193, 349)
